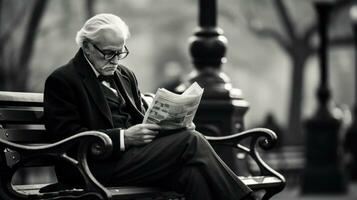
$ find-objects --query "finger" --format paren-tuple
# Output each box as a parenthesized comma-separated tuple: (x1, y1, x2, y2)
(142, 135, 156, 139)
(143, 139, 153, 143)
(142, 123, 162, 130)
(141, 129, 159, 135)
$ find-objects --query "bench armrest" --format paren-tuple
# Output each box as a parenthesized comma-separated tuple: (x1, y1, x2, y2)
(0, 131, 113, 199)
(0, 131, 112, 158)
(205, 128, 286, 184)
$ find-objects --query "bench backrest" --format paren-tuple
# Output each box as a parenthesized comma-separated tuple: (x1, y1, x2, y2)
(0, 91, 49, 143)
(0, 92, 60, 186)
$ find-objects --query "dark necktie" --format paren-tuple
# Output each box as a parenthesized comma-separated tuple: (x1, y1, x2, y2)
(98, 75, 114, 83)
(98, 75, 125, 103)
(99, 74, 144, 119)
(98, 75, 118, 91)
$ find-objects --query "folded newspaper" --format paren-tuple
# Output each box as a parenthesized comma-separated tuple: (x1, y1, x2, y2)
(143, 82, 204, 129)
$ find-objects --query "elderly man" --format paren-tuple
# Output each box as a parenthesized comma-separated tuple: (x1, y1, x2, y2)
(44, 13, 253, 200)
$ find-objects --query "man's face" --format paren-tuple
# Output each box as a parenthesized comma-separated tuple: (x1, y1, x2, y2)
(84, 29, 127, 76)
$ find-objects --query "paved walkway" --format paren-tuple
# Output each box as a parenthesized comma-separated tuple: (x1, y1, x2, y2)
(271, 183, 357, 200)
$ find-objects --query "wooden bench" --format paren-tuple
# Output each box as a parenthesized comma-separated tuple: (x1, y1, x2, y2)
(0, 91, 285, 200)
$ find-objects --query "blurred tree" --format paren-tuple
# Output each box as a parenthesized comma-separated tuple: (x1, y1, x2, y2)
(241, 0, 354, 145)
(85, 0, 96, 19)
(0, 0, 48, 91)
(116, 0, 195, 91)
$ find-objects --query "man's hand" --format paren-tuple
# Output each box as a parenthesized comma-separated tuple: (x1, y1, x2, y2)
(124, 124, 161, 147)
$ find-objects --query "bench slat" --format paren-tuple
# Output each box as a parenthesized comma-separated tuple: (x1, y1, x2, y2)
(0, 129, 49, 143)
(0, 108, 43, 124)
(0, 91, 43, 106)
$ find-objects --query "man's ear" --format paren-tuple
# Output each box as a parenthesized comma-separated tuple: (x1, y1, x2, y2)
(82, 41, 90, 53)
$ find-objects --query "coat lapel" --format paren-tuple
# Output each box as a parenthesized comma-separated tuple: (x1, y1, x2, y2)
(114, 70, 144, 118)
(83, 77, 113, 126)
(73, 49, 113, 127)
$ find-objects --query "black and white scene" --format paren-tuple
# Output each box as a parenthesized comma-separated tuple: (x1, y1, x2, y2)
(0, 0, 356, 200)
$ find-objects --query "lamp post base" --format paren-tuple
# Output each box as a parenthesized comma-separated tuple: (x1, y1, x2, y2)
(301, 164, 347, 194)
(301, 106, 347, 194)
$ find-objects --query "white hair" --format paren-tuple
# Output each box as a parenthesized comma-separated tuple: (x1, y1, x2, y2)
(75, 13, 130, 47)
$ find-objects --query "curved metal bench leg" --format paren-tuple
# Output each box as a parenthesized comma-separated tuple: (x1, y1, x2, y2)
(76, 145, 112, 200)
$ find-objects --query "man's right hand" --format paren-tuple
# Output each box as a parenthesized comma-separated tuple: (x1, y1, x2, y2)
(124, 124, 161, 147)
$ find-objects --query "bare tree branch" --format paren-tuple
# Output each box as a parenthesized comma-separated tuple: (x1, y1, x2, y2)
(85, 0, 95, 19)
(0, 2, 30, 44)
(330, 36, 355, 47)
(303, 23, 317, 44)
(272, 0, 297, 41)
(17, 0, 48, 79)
(0, 0, 3, 61)
(0, 0, 2, 33)
(250, 25, 290, 52)
(306, 43, 317, 56)
(307, 35, 354, 57)
(303, 0, 356, 50)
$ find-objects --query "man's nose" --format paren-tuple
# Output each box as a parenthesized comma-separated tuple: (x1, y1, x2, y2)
(109, 55, 120, 64)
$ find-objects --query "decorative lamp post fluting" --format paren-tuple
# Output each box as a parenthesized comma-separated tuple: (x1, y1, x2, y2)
(301, 0, 347, 194)
(176, 0, 249, 174)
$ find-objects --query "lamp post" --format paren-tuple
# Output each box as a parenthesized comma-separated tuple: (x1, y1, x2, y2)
(301, 0, 347, 194)
(176, 0, 249, 174)
(344, 5, 357, 181)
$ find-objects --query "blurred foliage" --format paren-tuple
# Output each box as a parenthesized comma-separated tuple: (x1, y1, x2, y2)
(0, 0, 48, 91)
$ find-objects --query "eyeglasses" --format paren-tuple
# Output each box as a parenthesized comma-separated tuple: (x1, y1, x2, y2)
(90, 42, 129, 61)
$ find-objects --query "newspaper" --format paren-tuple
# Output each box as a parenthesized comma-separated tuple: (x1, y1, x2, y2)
(143, 82, 204, 129)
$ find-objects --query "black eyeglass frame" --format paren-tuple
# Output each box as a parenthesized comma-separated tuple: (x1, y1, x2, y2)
(90, 42, 129, 61)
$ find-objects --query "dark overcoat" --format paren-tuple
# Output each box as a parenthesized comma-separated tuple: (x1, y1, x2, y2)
(44, 48, 145, 184)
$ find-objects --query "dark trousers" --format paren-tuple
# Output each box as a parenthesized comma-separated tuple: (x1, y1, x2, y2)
(105, 130, 251, 200)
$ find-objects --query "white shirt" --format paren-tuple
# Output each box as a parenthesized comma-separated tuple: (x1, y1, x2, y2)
(84, 52, 126, 151)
